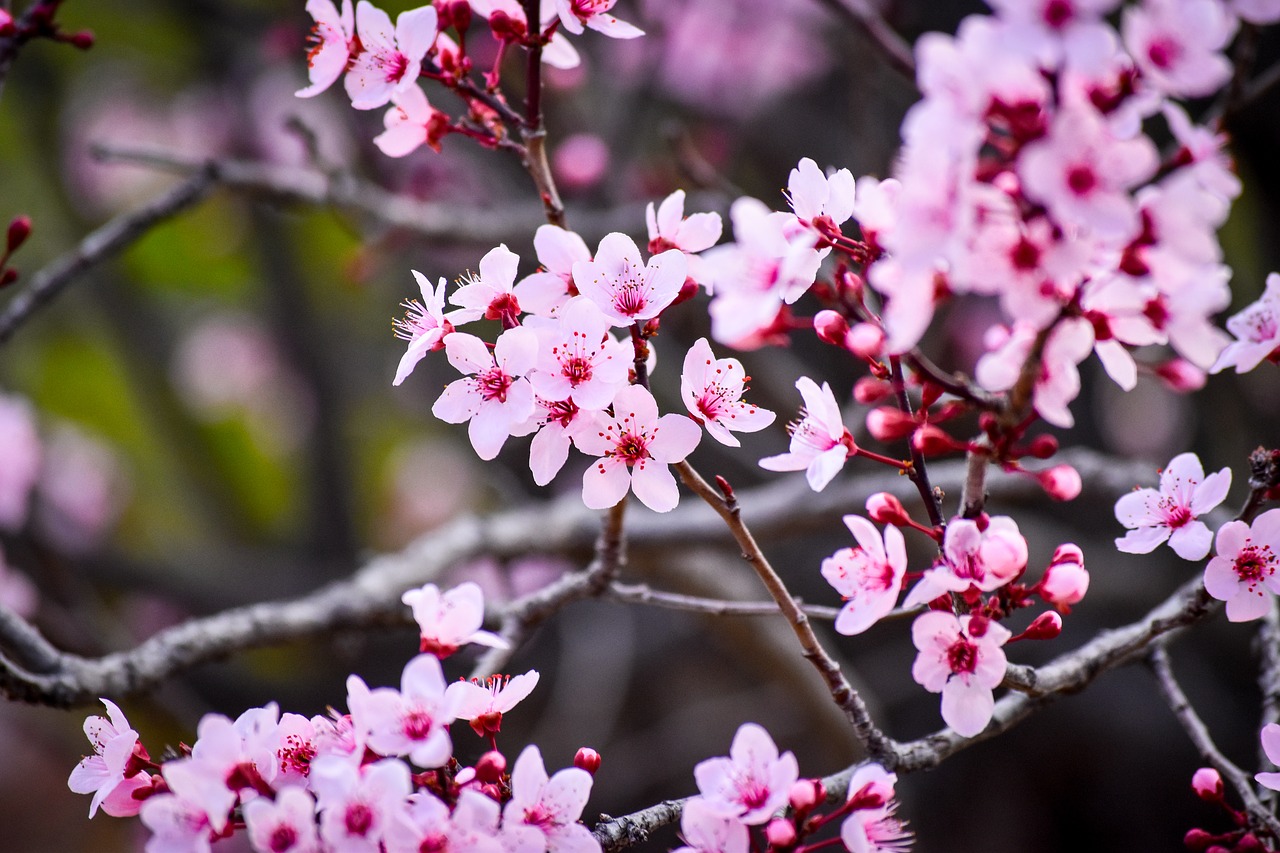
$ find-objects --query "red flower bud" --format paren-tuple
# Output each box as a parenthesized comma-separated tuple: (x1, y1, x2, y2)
(6, 215, 30, 253)
(866, 492, 910, 526)
(1018, 611, 1062, 641)
(765, 819, 796, 848)
(866, 407, 915, 441)
(813, 310, 849, 347)
(845, 322, 885, 360)
(1036, 464, 1081, 501)
(476, 751, 507, 784)
(1190, 767, 1223, 802)
(1025, 434, 1059, 459)
(853, 377, 891, 405)
(788, 779, 823, 813)
(911, 424, 967, 456)
(574, 747, 601, 775)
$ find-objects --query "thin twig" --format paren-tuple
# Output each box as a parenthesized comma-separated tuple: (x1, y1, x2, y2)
(1149, 643, 1280, 841)
(810, 0, 915, 80)
(889, 355, 944, 528)
(0, 167, 217, 344)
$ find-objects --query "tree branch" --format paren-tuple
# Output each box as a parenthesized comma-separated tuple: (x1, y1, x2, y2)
(811, 0, 916, 80)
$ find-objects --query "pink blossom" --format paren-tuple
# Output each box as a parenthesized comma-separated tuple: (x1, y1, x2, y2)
(904, 516, 1028, 608)
(786, 157, 856, 227)
(1256, 723, 1280, 791)
(647, 190, 723, 256)
(311, 755, 412, 851)
(374, 84, 448, 158)
(841, 763, 912, 853)
(345, 1, 439, 110)
(446, 670, 540, 736)
(1191, 767, 1223, 801)
(503, 744, 601, 853)
(1122, 0, 1235, 98)
(1203, 509, 1280, 622)
(516, 225, 592, 318)
(68, 698, 145, 818)
(347, 654, 456, 767)
(244, 786, 321, 853)
(1115, 452, 1231, 560)
(402, 581, 507, 657)
(693, 722, 799, 825)
(672, 797, 749, 853)
(529, 297, 631, 410)
(138, 792, 213, 853)
(273, 712, 323, 788)
(1234, 0, 1280, 24)
(450, 244, 525, 327)
(553, 134, 611, 192)
(573, 233, 687, 327)
(911, 612, 1011, 737)
(392, 272, 455, 386)
(385, 789, 505, 853)
(432, 327, 538, 461)
(680, 338, 775, 447)
(1211, 273, 1280, 374)
(297, 0, 356, 99)
(554, 0, 643, 38)
(574, 384, 701, 512)
(758, 377, 853, 492)
(1039, 543, 1089, 609)
(821, 515, 907, 636)
(0, 393, 40, 530)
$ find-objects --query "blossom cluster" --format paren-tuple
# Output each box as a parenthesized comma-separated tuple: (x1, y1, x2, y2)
(68, 581, 601, 853)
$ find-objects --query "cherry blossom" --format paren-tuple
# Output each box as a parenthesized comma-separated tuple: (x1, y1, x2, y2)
(450, 244, 525, 327)
(1039, 543, 1089, 611)
(528, 297, 631, 410)
(310, 756, 412, 851)
(385, 789, 506, 853)
(345, 2, 439, 111)
(516, 225, 593, 318)
(446, 670, 540, 737)
(432, 327, 538, 461)
(680, 338, 775, 447)
(841, 763, 912, 853)
(574, 384, 701, 512)
(821, 515, 907, 636)
(1121, 0, 1235, 99)
(572, 233, 687, 327)
(401, 581, 507, 657)
(911, 612, 1011, 737)
(759, 377, 854, 492)
(374, 84, 448, 158)
(694, 722, 799, 825)
(904, 515, 1028, 608)
(67, 698, 146, 819)
(672, 797, 749, 853)
(1211, 272, 1280, 374)
(138, 791, 213, 853)
(647, 190, 723, 256)
(1114, 452, 1231, 561)
(1257, 723, 1280, 791)
(786, 157, 856, 227)
(243, 786, 321, 853)
(1203, 509, 1280, 622)
(346, 654, 455, 767)
(273, 712, 323, 788)
(296, 0, 356, 99)
(392, 272, 455, 386)
(503, 744, 601, 853)
(553, 0, 643, 38)
(522, 395, 587, 486)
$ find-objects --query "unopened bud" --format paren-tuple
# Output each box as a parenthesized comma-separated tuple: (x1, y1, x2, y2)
(0, 10, 14, 36)
(788, 779, 823, 813)
(669, 277, 700, 309)
(480, 782, 503, 801)
(765, 819, 796, 848)
(1190, 767, 1223, 802)
(475, 751, 506, 784)
(1155, 358, 1207, 393)
(853, 377, 891, 405)
(813, 310, 849, 347)
(487, 10, 527, 40)
(866, 407, 915, 441)
(967, 614, 990, 637)
(574, 747, 601, 775)
(1237, 833, 1265, 853)
(845, 322, 885, 360)
(866, 492, 910, 526)
(1018, 611, 1062, 641)
(1036, 464, 1081, 501)
(69, 30, 96, 50)
(1183, 828, 1213, 852)
(1026, 434, 1059, 459)
(0, 268, 18, 288)
(1041, 550, 1088, 609)
(911, 424, 967, 456)
(6, 215, 30, 253)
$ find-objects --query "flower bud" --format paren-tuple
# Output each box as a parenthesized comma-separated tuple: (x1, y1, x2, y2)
(866, 407, 915, 442)
(1237, 833, 1265, 853)
(1183, 828, 1213, 852)
(866, 492, 910, 527)
(0, 268, 17, 288)
(813, 310, 849, 347)
(574, 747, 601, 775)
(1019, 611, 1062, 641)
(788, 779, 823, 813)
(911, 424, 967, 456)
(669, 277, 700, 309)
(845, 322, 885, 360)
(1155, 358, 1207, 393)
(0, 11, 14, 37)
(765, 819, 796, 848)
(853, 377, 891, 405)
(1025, 434, 1059, 459)
(69, 30, 96, 50)
(1191, 767, 1223, 802)
(476, 751, 506, 784)
(1036, 464, 1081, 501)
(6, 215, 30, 254)
(1041, 548, 1088, 609)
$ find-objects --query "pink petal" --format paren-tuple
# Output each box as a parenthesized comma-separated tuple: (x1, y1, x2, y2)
(445, 333, 494, 375)
(432, 378, 481, 424)
(582, 458, 630, 509)
(395, 5, 438, 59)
(1226, 588, 1271, 622)
(530, 422, 572, 486)
(941, 680, 995, 737)
(656, 191, 685, 237)
(534, 225, 590, 275)
(806, 445, 847, 491)
(676, 212, 723, 253)
(649, 414, 702, 463)
(1115, 525, 1171, 554)
(480, 244, 521, 293)
(630, 459, 679, 512)
(1261, 723, 1280, 766)
(1168, 521, 1213, 561)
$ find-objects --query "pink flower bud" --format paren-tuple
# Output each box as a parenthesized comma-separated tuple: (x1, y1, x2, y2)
(866, 407, 915, 441)
(670, 277, 700, 309)
(788, 779, 823, 813)
(813, 310, 849, 347)
(853, 377, 891, 405)
(574, 747, 602, 775)
(1036, 464, 1081, 501)
(845, 322, 885, 360)
(765, 819, 796, 848)
(1237, 833, 1266, 853)
(69, 30, 96, 50)
(475, 751, 506, 784)
(1191, 767, 1223, 802)
(866, 492, 910, 526)
(6, 216, 30, 254)
(1155, 358, 1207, 393)
(911, 424, 967, 456)
(1041, 552, 1088, 608)
(1026, 434, 1059, 459)
(1019, 611, 1062, 640)
(553, 134, 610, 193)
(1183, 829, 1213, 852)
(0, 11, 14, 36)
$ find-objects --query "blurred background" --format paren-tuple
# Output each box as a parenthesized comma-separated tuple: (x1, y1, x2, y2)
(2, 0, 1280, 849)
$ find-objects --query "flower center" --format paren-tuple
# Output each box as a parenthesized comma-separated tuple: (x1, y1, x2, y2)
(1042, 0, 1073, 28)
(563, 355, 593, 385)
(403, 709, 435, 741)
(269, 825, 299, 853)
(1066, 164, 1096, 196)
(476, 368, 513, 403)
(1147, 38, 1180, 70)
(384, 50, 409, 83)
(1235, 543, 1276, 588)
(278, 735, 316, 777)
(947, 638, 979, 675)
(614, 431, 650, 465)
(345, 802, 374, 836)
